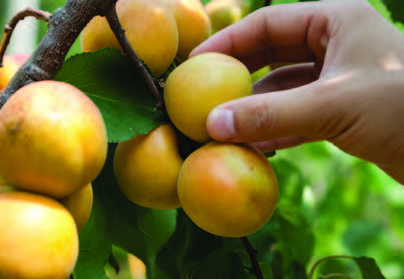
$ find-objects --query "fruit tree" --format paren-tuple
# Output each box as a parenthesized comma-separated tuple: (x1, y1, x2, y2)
(0, 0, 402, 278)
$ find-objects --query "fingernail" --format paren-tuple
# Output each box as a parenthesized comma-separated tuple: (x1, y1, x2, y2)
(207, 108, 235, 140)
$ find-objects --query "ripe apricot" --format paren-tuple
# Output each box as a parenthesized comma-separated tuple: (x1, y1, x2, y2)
(164, 52, 252, 143)
(178, 141, 278, 237)
(60, 183, 93, 231)
(0, 81, 107, 198)
(81, 0, 178, 77)
(160, 0, 212, 61)
(0, 53, 30, 90)
(114, 124, 183, 209)
(0, 191, 78, 278)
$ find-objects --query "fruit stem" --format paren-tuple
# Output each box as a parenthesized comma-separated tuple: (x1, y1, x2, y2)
(0, 8, 52, 68)
(105, 7, 166, 113)
(240, 236, 264, 279)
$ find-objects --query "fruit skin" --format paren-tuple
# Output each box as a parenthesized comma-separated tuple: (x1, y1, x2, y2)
(60, 183, 93, 232)
(206, 0, 250, 33)
(160, 0, 212, 61)
(0, 80, 108, 198)
(0, 53, 30, 90)
(178, 141, 278, 237)
(114, 124, 183, 209)
(81, 0, 178, 77)
(0, 191, 78, 278)
(164, 52, 252, 143)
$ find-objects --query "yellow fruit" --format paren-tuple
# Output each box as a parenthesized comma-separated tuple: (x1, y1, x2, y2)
(81, 0, 178, 77)
(0, 191, 78, 278)
(160, 0, 211, 61)
(178, 141, 278, 237)
(206, 0, 250, 33)
(60, 183, 93, 231)
(0, 81, 108, 198)
(0, 53, 30, 90)
(128, 254, 147, 279)
(114, 124, 183, 209)
(164, 52, 252, 143)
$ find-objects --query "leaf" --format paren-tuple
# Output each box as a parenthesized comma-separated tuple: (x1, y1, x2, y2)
(55, 49, 166, 143)
(353, 257, 387, 279)
(73, 190, 112, 279)
(192, 249, 249, 279)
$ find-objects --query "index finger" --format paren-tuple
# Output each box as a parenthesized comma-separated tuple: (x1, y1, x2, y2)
(191, 2, 328, 72)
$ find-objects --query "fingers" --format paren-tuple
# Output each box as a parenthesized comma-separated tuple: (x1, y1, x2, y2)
(206, 80, 350, 143)
(190, 2, 328, 71)
(253, 63, 318, 94)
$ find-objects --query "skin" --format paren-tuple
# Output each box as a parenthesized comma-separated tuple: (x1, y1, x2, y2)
(60, 183, 93, 232)
(205, 0, 250, 33)
(164, 52, 252, 143)
(0, 191, 78, 278)
(0, 81, 108, 198)
(0, 54, 30, 90)
(160, 0, 212, 62)
(81, 0, 178, 77)
(113, 124, 183, 209)
(178, 141, 278, 237)
(191, 0, 404, 184)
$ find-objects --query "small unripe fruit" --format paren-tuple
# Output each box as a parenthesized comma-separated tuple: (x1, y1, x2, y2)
(0, 81, 108, 198)
(160, 0, 212, 61)
(60, 183, 93, 231)
(178, 141, 278, 237)
(164, 52, 252, 142)
(206, 0, 250, 33)
(0, 191, 78, 278)
(81, 0, 178, 77)
(114, 124, 183, 209)
(0, 53, 30, 90)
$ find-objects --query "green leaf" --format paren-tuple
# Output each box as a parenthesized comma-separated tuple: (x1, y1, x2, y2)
(193, 249, 249, 279)
(73, 189, 112, 279)
(353, 257, 387, 279)
(55, 49, 166, 143)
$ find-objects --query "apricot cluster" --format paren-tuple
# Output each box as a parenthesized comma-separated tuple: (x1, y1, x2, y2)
(113, 52, 279, 238)
(81, 0, 212, 76)
(0, 80, 107, 278)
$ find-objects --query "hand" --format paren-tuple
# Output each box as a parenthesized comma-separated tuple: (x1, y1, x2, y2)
(190, 0, 404, 184)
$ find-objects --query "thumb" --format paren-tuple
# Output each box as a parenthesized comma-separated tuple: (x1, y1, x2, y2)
(206, 81, 349, 143)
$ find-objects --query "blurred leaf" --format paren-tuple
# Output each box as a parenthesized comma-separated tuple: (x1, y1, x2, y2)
(275, 206, 315, 267)
(55, 49, 166, 143)
(192, 249, 249, 279)
(368, 0, 392, 21)
(353, 257, 387, 279)
(384, 0, 404, 23)
(343, 220, 384, 256)
(271, 158, 305, 206)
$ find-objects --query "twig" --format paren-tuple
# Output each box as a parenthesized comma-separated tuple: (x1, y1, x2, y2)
(0, 8, 52, 67)
(105, 7, 165, 112)
(240, 236, 264, 279)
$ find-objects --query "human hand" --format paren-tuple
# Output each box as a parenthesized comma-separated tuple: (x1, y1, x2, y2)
(190, 0, 404, 184)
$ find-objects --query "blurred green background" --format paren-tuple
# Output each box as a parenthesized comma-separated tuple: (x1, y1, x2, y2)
(1, 0, 403, 278)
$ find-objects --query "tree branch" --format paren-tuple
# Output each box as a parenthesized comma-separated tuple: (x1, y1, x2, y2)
(104, 6, 165, 112)
(0, 8, 52, 67)
(241, 236, 264, 279)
